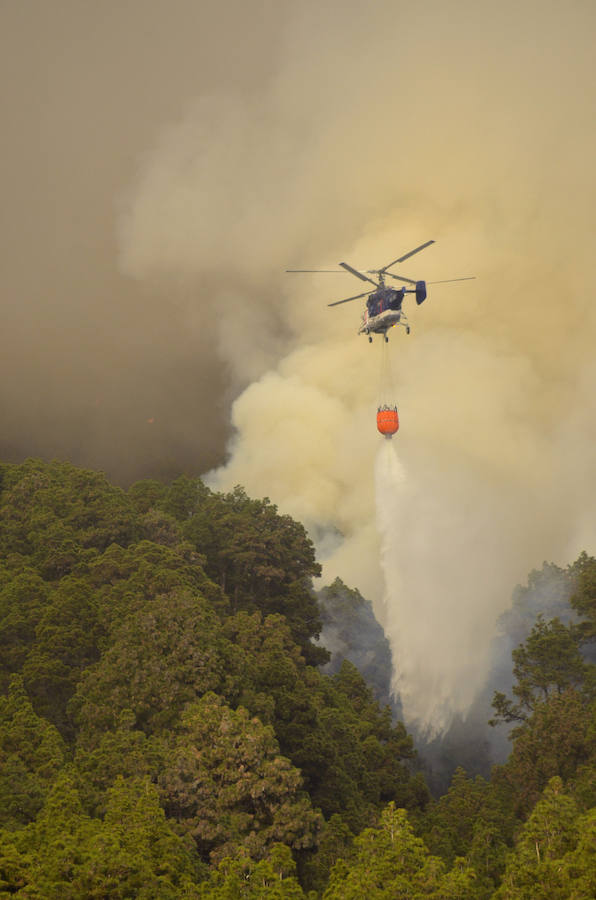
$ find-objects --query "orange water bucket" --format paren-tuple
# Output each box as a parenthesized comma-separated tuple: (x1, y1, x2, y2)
(377, 405, 399, 437)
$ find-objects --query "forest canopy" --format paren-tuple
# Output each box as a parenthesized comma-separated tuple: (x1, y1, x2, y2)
(0, 458, 594, 897)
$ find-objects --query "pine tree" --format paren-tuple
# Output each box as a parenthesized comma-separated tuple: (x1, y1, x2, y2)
(159, 693, 321, 865)
(0, 674, 66, 827)
(495, 777, 581, 899)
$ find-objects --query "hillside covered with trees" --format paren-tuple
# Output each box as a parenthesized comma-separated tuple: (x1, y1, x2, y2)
(0, 459, 594, 897)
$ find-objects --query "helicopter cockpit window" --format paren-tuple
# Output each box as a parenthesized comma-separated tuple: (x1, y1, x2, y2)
(367, 296, 379, 316)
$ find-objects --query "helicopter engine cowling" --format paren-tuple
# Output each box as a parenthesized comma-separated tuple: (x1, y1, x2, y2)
(415, 280, 427, 304)
(389, 288, 405, 310)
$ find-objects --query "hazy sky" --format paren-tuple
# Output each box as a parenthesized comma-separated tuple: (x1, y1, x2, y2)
(2, 0, 595, 729)
(1, 0, 287, 480)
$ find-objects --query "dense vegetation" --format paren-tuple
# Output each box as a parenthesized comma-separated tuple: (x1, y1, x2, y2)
(0, 459, 594, 897)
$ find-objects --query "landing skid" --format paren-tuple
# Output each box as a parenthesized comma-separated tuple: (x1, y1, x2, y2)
(365, 318, 411, 343)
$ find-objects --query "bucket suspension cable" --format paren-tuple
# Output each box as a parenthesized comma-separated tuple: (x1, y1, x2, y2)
(376, 340, 399, 437)
(377, 339, 395, 408)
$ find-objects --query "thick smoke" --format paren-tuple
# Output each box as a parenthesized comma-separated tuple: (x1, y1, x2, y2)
(3, 2, 596, 730)
(0, 1, 287, 481)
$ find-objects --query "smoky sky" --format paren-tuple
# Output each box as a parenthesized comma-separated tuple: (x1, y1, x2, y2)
(2, 0, 595, 485)
(0, 0, 289, 482)
(2, 1, 596, 726)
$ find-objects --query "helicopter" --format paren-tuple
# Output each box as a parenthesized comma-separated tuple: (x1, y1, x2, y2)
(287, 239, 475, 342)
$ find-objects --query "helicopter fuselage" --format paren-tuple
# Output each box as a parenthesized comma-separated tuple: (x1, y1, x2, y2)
(358, 287, 407, 336)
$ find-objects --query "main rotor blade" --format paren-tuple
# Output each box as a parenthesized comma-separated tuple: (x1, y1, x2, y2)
(286, 269, 345, 273)
(328, 290, 374, 307)
(386, 272, 417, 286)
(379, 239, 435, 273)
(339, 261, 379, 286)
(427, 276, 476, 284)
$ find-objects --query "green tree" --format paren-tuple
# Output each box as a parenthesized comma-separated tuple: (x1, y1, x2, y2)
(467, 784, 517, 890)
(423, 767, 493, 861)
(491, 616, 587, 727)
(0, 771, 201, 898)
(0, 569, 49, 688)
(0, 674, 66, 827)
(495, 777, 582, 899)
(127, 478, 168, 514)
(218, 613, 419, 833)
(77, 775, 202, 898)
(74, 709, 165, 815)
(21, 576, 105, 734)
(298, 813, 354, 896)
(159, 474, 211, 522)
(324, 803, 480, 899)
(494, 690, 596, 815)
(0, 459, 138, 579)
(569, 551, 596, 644)
(83, 540, 225, 634)
(220, 610, 304, 725)
(181, 485, 324, 661)
(4, 768, 101, 897)
(199, 844, 306, 898)
(159, 693, 321, 864)
(421, 767, 516, 893)
(273, 662, 418, 832)
(0, 834, 31, 896)
(559, 806, 596, 899)
(71, 588, 226, 741)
